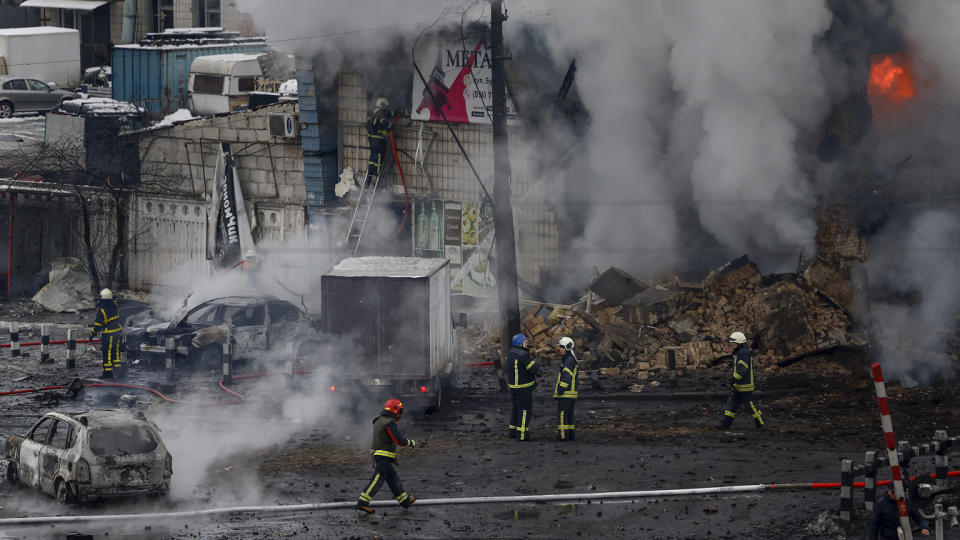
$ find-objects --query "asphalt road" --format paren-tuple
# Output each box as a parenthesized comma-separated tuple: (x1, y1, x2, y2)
(0, 333, 958, 539)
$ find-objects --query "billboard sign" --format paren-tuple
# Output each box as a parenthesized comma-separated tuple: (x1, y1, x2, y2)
(411, 30, 518, 125)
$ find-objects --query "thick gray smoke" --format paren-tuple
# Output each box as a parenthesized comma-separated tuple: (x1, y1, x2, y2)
(229, 0, 960, 383)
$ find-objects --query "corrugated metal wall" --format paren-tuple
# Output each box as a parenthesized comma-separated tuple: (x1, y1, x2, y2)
(337, 70, 558, 286)
(112, 43, 268, 113)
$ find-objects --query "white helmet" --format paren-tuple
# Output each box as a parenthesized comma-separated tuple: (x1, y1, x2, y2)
(245, 249, 257, 259)
(375, 97, 389, 109)
(558, 336, 574, 351)
(729, 331, 747, 344)
(100, 288, 113, 300)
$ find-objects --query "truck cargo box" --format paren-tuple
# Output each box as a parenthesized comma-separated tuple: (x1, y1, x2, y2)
(321, 257, 453, 384)
(0, 27, 81, 88)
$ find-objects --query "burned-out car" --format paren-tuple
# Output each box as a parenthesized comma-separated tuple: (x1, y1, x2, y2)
(4, 410, 172, 503)
(129, 296, 322, 369)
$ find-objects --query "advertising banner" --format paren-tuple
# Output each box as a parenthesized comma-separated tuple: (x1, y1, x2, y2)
(411, 29, 519, 125)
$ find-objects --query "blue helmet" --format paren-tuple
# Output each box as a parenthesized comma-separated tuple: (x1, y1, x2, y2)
(511, 334, 528, 347)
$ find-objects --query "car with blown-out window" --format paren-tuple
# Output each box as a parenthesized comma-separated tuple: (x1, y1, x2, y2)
(4, 410, 172, 503)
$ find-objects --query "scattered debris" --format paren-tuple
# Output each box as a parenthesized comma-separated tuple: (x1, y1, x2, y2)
(519, 255, 868, 380)
(30, 259, 93, 313)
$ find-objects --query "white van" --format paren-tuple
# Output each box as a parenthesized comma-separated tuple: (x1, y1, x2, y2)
(187, 53, 263, 115)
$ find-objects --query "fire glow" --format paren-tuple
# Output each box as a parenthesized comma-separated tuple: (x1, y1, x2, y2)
(868, 53, 916, 103)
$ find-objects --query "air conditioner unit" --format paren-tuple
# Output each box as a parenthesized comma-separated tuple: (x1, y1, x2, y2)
(268, 113, 298, 138)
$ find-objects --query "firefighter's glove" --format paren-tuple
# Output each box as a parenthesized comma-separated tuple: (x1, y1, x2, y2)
(408, 439, 416, 448)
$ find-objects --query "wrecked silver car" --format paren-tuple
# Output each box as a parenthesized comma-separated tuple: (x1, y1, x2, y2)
(5, 410, 172, 503)
(130, 296, 323, 369)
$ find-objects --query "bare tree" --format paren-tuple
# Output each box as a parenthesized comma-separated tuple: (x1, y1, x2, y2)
(4, 116, 183, 293)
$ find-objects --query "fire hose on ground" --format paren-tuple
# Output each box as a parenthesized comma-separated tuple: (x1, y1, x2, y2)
(2, 475, 960, 526)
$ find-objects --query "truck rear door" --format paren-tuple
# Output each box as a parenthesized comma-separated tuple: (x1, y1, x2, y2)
(377, 279, 429, 378)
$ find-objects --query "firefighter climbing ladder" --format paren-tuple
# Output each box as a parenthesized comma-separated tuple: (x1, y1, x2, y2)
(346, 151, 394, 255)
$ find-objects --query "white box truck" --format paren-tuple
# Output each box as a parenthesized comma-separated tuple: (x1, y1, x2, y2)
(0, 27, 81, 88)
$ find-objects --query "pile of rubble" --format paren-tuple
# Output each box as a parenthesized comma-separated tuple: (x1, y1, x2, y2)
(521, 256, 868, 379)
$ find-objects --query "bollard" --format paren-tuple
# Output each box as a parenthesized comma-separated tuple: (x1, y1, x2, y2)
(840, 459, 853, 527)
(936, 430, 949, 489)
(10, 322, 19, 358)
(667, 349, 678, 389)
(165, 337, 176, 381)
(286, 342, 296, 390)
(40, 324, 49, 363)
(66, 329, 76, 369)
(864, 450, 878, 512)
(222, 334, 233, 386)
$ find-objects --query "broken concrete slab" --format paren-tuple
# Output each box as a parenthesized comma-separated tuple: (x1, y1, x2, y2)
(31, 262, 93, 313)
(589, 267, 647, 305)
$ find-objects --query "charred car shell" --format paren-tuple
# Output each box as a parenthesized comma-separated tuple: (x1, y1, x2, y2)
(5, 410, 172, 503)
(128, 296, 322, 369)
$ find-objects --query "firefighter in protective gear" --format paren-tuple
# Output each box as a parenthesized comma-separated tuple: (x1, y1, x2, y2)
(366, 97, 394, 182)
(718, 331, 764, 429)
(90, 288, 123, 379)
(553, 336, 579, 441)
(506, 333, 539, 441)
(357, 398, 418, 514)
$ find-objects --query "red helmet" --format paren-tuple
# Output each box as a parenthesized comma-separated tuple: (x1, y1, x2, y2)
(384, 398, 404, 415)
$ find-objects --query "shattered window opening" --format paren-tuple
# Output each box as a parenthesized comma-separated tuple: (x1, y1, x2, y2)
(223, 304, 265, 327)
(185, 304, 220, 325)
(48, 420, 69, 450)
(89, 426, 158, 456)
(268, 302, 301, 322)
(29, 417, 52, 443)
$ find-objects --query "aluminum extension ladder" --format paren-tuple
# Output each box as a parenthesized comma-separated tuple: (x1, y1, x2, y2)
(345, 151, 394, 255)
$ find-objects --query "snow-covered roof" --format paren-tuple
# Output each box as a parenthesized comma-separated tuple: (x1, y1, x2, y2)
(162, 27, 224, 34)
(0, 26, 79, 36)
(18, 0, 107, 11)
(190, 53, 263, 75)
(326, 257, 449, 279)
(59, 97, 141, 116)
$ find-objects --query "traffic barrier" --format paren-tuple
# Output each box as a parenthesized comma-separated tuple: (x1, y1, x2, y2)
(871, 362, 912, 540)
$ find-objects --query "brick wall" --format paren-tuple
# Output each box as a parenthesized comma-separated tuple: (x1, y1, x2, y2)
(337, 70, 558, 285)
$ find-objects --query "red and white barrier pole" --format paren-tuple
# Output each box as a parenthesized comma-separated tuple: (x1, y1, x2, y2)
(872, 362, 913, 540)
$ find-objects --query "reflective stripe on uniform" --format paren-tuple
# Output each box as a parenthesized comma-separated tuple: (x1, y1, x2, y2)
(361, 473, 381, 498)
(724, 410, 736, 418)
(372, 450, 396, 459)
(396, 491, 408, 503)
(519, 410, 528, 440)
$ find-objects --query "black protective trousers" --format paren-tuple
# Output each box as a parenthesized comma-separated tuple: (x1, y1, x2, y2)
(509, 389, 534, 441)
(99, 333, 122, 378)
(358, 456, 412, 507)
(367, 137, 388, 180)
(556, 398, 576, 440)
(721, 390, 764, 428)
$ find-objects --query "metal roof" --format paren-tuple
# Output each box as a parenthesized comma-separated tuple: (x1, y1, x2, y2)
(19, 0, 108, 11)
(326, 257, 449, 279)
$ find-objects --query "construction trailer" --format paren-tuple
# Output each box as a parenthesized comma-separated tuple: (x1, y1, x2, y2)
(321, 256, 456, 410)
(112, 29, 267, 114)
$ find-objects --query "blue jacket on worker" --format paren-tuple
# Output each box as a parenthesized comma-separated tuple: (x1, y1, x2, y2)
(868, 491, 930, 540)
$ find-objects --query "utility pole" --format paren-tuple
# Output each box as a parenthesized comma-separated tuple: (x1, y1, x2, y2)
(490, 0, 521, 361)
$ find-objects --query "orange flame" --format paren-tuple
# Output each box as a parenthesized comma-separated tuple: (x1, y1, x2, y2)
(868, 53, 916, 103)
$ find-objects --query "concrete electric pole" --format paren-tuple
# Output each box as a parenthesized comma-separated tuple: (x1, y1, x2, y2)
(490, 0, 522, 360)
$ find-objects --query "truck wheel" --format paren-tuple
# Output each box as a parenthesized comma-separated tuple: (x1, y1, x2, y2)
(55, 479, 75, 505)
(0, 102, 12, 119)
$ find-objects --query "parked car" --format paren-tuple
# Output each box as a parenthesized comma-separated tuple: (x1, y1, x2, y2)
(128, 296, 323, 369)
(4, 410, 172, 503)
(0, 76, 79, 118)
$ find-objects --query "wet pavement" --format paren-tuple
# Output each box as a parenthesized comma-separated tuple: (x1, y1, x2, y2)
(0, 324, 959, 538)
